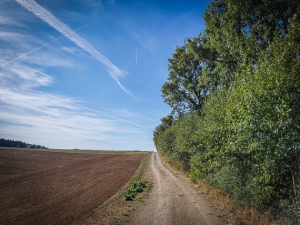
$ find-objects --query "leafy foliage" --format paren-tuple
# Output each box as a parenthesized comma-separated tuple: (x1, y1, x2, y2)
(161, 34, 218, 115)
(203, 0, 300, 85)
(154, 0, 300, 222)
(124, 180, 147, 201)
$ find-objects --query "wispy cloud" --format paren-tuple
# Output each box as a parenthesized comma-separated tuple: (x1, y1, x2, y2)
(0, 12, 145, 149)
(0, 0, 161, 150)
(0, 84, 145, 149)
(0, 42, 144, 148)
(70, 102, 144, 128)
(0, 15, 24, 26)
(0, 31, 61, 68)
(0, 31, 40, 46)
(15, 0, 131, 95)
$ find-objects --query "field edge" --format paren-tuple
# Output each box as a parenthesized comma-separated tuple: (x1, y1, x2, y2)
(72, 152, 153, 225)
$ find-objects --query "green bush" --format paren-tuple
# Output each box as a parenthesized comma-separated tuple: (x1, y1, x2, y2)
(154, 4, 300, 222)
(124, 191, 136, 201)
(124, 180, 147, 201)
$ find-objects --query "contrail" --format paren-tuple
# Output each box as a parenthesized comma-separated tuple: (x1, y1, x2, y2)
(14, 0, 131, 95)
(0, 16, 105, 68)
(107, 70, 133, 96)
(136, 48, 138, 66)
(0, 36, 62, 68)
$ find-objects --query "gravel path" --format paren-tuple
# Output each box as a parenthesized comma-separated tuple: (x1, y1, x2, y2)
(129, 152, 224, 225)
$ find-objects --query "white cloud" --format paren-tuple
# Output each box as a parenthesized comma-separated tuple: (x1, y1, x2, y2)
(0, 29, 78, 74)
(22, 50, 76, 68)
(0, 31, 39, 45)
(62, 46, 83, 55)
(0, 49, 144, 148)
(0, 32, 82, 69)
(0, 85, 145, 149)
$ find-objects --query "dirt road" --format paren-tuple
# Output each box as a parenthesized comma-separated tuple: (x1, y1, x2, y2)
(130, 153, 224, 225)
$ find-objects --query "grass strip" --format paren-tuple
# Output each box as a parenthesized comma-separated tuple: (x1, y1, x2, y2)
(99, 152, 152, 208)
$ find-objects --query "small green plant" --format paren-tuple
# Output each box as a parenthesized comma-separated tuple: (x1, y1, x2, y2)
(124, 180, 147, 201)
(124, 191, 136, 201)
(133, 180, 146, 192)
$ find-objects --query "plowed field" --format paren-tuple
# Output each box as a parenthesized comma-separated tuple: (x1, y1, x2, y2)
(0, 148, 148, 225)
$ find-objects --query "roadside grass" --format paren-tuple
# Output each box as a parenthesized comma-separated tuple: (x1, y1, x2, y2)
(124, 180, 147, 201)
(124, 151, 151, 155)
(99, 152, 152, 208)
(159, 153, 286, 225)
(124, 153, 153, 202)
(194, 180, 281, 225)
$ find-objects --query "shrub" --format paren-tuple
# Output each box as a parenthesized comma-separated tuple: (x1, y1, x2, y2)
(124, 180, 147, 201)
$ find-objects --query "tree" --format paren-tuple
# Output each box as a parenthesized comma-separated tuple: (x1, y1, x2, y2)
(161, 34, 218, 115)
(203, 0, 300, 84)
(0, 138, 47, 148)
(155, 0, 300, 221)
(153, 114, 174, 149)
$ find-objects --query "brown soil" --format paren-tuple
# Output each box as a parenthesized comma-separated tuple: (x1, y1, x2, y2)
(128, 153, 225, 225)
(73, 153, 154, 225)
(0, 148, 147, 225)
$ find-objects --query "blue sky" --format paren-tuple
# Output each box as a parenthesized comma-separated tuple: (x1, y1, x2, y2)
(0, 0, 210, 150)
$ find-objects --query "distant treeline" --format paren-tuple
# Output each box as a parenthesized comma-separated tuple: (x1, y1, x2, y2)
(0, 138, 47, 149)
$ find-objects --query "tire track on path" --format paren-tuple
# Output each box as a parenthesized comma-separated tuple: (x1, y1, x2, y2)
(129, 152, 224, 225)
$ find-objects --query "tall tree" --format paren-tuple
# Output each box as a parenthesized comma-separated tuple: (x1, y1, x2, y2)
(203, 0, 300, 83)
(161, 34, 218, 115)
